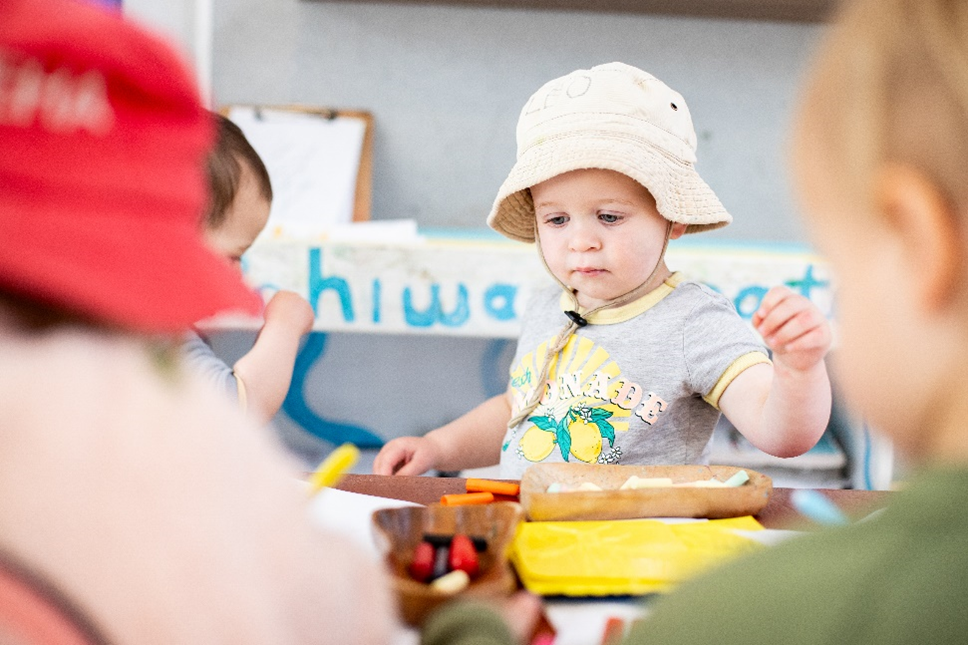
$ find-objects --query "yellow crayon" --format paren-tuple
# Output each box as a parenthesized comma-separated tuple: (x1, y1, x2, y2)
(308, 443, 359, 494)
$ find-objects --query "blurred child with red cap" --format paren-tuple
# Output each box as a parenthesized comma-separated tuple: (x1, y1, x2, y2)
(0, 0, 394, 642)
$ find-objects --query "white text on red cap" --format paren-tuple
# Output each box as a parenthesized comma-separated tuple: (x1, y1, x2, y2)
(0, 50, 113, 135)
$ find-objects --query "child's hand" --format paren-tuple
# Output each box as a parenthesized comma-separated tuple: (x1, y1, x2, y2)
(372, 436, 442, 476)
(751, 285, 831, 372)
(264, 290, 315, 336)
(486, 591, 544, 644)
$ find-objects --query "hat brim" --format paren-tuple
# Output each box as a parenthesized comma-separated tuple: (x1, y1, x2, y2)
(0, 204, 262, 333)
(487, 132, 731, 243)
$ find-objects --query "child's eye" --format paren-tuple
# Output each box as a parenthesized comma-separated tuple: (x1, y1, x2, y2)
(598, 212, 622, 224)
(543, 214, 568, 226)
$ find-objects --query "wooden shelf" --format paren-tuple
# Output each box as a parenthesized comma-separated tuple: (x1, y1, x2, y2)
(303, 0, 836, 23)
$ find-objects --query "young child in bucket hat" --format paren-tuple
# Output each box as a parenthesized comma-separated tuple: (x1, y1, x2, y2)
(0, 1, 394, 643)
(375, 62, 833, 479)
(422, 0, 968, 643)
(184, 112, 316, 425)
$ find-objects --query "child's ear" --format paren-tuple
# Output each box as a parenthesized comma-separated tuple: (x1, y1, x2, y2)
(874, 164, 963, 312)
(669, 223, 688, 239)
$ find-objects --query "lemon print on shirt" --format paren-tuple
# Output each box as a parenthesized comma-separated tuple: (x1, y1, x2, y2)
(522, 403, 615, 463)
(508, 335, 634, 464)
(568, 414, 604, 462)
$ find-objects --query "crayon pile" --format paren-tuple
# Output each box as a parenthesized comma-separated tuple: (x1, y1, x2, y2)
(408, 533, 488, 593)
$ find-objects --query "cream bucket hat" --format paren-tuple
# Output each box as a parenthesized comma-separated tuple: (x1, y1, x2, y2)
(487, 62, 731, 242)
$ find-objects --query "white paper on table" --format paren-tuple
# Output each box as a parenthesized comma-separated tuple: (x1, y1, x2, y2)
(307, 487, 421, 562)
(545, 598, 647, 645)
(307, 488, 424, 645)
(227, 106, 367, 241)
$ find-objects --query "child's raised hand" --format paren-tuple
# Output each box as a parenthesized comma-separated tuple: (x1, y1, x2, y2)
(751, 285, 831, 372)
(263, 290, 315, 336)
(372, 436, 442, 476)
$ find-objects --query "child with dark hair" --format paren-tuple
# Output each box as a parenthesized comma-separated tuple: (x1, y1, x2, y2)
(205, 114, 273, 233)
(184, 111, 316, 424)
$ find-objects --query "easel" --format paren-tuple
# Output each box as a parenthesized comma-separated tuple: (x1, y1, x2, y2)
(220, 104, 374, 223)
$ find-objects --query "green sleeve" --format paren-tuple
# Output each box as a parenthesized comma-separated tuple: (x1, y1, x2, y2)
(420, 601, 517, 645)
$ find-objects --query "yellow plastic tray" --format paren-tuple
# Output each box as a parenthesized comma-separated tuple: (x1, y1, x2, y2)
(510, 515, 763, 596)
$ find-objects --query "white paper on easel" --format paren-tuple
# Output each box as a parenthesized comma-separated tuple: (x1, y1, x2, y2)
(227, 106, 366, 240)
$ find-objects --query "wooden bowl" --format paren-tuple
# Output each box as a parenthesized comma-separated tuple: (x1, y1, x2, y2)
(520, 463, 772, 521)
(371, 502, 524, 626)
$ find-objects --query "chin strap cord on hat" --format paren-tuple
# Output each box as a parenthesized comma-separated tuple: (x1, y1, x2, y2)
(507, 220, 673, 429)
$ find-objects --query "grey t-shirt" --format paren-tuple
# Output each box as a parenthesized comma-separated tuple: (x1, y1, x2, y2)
(181, 330, 239, 400)
(498, 273, 769, 479)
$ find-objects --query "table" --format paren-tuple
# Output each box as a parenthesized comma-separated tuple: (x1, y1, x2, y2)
(337, 475, 891, 645)
(336, 474, 891, 529)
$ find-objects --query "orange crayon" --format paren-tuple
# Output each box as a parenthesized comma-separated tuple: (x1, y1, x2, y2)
(440, 491, 495, 506)
(466, 478, 520, 497)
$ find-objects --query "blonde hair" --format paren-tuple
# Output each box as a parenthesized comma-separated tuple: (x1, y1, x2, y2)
(795, 0, 968, 212)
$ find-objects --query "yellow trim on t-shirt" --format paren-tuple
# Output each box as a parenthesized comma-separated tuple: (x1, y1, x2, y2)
(703, 351, 772, 410)
(558, 272, 686, 325)
(234, 372, 248, 413)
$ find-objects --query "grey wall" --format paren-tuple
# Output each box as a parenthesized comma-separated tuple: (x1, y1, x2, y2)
(210, 0, 822, 242)
(125, 1, 198, 64)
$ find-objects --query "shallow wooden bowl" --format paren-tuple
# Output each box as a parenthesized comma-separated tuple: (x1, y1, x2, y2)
(371, 502, 524, 626)
(520, 463, 772, 521)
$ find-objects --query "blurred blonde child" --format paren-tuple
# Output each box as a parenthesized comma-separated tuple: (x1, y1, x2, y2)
(184, 112, 315, 424)
(0, 2, 393, 642)
(375, 63, 832, 479)
(421, 1, 968, 643)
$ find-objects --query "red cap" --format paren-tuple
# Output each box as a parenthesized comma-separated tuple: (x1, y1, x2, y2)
(0, 0, 262, 332)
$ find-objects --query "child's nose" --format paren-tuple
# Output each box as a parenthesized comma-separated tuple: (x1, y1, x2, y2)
(568, 220, 601, 251)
